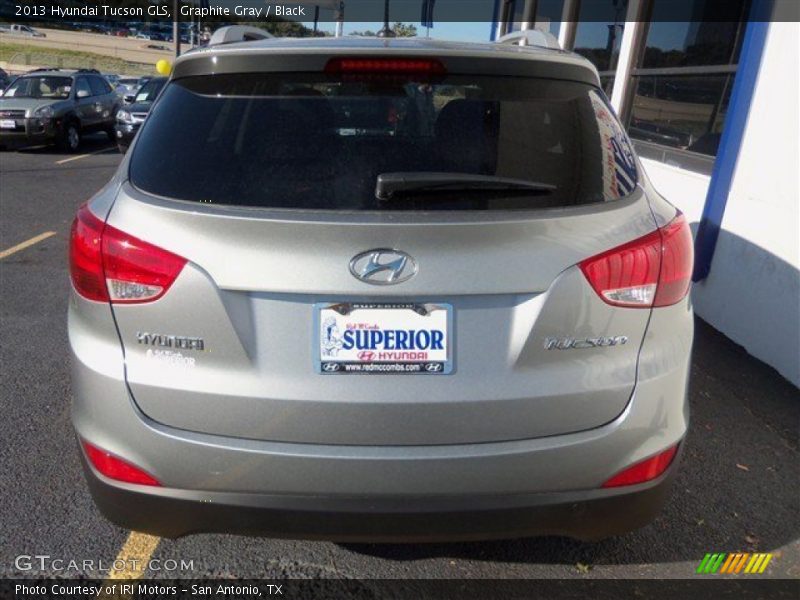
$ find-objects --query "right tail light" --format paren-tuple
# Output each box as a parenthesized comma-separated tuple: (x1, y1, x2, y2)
(579, 212, 693, 308)
(602, 444, 679, 488)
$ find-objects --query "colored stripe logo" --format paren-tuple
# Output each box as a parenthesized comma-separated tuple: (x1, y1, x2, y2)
(696, 553, 773, 574)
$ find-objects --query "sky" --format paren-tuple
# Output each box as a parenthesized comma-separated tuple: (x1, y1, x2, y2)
(303, 20, 494, 42)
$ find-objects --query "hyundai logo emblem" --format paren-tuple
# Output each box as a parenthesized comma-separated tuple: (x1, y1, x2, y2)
(322, 362, 340, 372)
(350, 249, 417, 285)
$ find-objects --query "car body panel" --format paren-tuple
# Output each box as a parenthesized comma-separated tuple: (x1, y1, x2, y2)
(106, 185, 659, 445)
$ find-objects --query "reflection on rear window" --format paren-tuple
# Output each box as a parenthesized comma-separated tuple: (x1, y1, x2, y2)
(129, 73, 637, 210)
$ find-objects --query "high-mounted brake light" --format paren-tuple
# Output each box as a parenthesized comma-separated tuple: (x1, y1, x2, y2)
(579, 212, 693, 308)
(82, 440, 161, 486)
(69, 204, 187, 303)
(602, 444, 679, 488)
(325, 57, 446, 75)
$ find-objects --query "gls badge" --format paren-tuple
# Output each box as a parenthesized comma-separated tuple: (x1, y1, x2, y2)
(544, 336, 628, 350)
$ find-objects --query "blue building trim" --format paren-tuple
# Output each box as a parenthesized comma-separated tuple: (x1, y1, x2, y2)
(489, 0, 502, 41)
(693, 0, 773, 281)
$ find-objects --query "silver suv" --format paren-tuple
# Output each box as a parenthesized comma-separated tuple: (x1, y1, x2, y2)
(0, 69, 118, 151)
(69, 37, 694, 541)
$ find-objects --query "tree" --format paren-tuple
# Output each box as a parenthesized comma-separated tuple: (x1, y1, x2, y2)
(351, 22, 417, 37)
(392, 22, 417, 37)
(255, 20, 321, 37)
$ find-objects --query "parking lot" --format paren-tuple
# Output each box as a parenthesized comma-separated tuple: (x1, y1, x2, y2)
(0, 139, 798, 581)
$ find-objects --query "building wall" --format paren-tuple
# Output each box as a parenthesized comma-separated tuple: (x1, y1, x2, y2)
(641, 21, 800, 386)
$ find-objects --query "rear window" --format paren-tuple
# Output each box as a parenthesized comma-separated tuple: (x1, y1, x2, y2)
(129, 73, 637, 211)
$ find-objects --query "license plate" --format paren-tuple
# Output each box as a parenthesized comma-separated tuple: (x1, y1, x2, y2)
(316, 302, 452, 374)
(0, 120, 16, 129)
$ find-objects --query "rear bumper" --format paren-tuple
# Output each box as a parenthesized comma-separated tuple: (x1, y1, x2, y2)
(81, 448, 680, 541)
(70, 290, 692, 541)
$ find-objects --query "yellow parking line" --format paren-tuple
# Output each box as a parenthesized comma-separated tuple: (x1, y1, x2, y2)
(96, 532, 161, 599)
(55, 147, 114, 165)
(105, 532, 161, 581)
(0, 231, 56, 260)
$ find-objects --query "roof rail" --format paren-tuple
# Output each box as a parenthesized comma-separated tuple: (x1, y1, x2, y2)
(496, 30, 561, 50)
(208, 25, 274, 47)
(75, 68, 100, 74)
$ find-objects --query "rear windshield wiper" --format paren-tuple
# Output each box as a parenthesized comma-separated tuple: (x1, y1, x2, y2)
(375, 172, 556, 200)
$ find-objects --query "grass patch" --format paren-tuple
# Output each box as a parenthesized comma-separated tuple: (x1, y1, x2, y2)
(0, 41, 153, 75)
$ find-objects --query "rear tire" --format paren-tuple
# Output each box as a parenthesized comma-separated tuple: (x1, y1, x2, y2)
(58, 122, 81, 152)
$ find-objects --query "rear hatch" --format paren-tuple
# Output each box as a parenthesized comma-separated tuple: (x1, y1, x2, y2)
(105, 54, 656, 446)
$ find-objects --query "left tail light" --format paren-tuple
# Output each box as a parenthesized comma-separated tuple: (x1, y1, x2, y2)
(579, 212, 693, 308)
(82, 440, 161, 487)
(69, 204, 186, 303)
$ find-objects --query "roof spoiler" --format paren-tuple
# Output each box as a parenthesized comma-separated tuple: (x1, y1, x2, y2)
(496, 30, 561, 50)
(208, 25, 274, 46)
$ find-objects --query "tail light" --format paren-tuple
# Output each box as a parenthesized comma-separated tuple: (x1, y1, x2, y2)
(653, 214, 694, 306)
(69, 204, 186, 303)
(69, 204, 108, 302)
(325, 57, 446, 75)
(602, 444, 679, 488)
(579, 212, 693, 308)
(82, 440, 161, 487)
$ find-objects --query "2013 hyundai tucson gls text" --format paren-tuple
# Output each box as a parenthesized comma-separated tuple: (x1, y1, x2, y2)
(68, 37, 694, 541)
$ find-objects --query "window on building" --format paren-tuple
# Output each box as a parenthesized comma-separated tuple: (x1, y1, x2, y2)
(572, 0, 629, 73)
(508, 0, 527, 31)
(627, 0, 750, 158)
(498, 0, 565, 38)
(534, 0, 566, 38)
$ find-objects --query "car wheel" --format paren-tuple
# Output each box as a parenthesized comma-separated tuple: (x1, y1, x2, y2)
(58, 122, 81, 152)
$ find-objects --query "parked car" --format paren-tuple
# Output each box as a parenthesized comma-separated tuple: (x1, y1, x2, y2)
(103, 73, 121, 88)
(0, 69, 118, 151)
(114, 77, 166, 153)
(0, 24, 46, 37)
(115, 77, 140, 103)
(69, 36, 693, 541)
(119, 76, 153, 103)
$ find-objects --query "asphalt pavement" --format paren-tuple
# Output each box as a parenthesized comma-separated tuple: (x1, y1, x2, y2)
(0, 138, 798, 581)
